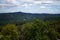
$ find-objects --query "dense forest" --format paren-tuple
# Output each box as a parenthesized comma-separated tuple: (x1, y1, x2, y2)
(0, 12, 60, 40)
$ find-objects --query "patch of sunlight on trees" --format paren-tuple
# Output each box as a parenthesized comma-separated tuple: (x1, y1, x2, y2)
(0, 24, 19, 40)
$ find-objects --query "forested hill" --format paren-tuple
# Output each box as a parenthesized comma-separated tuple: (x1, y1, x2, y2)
(0, 12, 60, 25)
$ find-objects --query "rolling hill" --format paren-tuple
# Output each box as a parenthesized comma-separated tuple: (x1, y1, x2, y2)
(0, 12, 60, 25)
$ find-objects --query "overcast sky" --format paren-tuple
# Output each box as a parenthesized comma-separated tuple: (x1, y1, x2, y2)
(0, 0, 60, 13)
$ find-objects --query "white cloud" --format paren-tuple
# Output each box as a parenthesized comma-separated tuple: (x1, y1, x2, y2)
(33, 1, 42, 4)
(33, 1, 53, 4)
(19, 0, 60, 5)
(0, 4, 7, 6)
(0, 0, 20, 7)
(6, 0, 17, 4)
(22, 4, 28, 7)
(0, 0, 59, 7)
(40, 6, 46, 8)
(42, 1, 54, 4)
(19, 0, 34, 2)
(29, 4, 33, 6)
(21, 3, 33, 7)
(34, 0, 60, 5)
(0, 4, 19, 7)
(26, 0, 32, 1)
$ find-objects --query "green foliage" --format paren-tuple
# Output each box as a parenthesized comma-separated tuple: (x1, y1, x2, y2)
(0, 19, 60, 40)
(19, 19, 58, 40)
(0, 24, 19, 40)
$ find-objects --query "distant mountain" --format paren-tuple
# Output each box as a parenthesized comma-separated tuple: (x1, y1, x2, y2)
(0, 12, 60, 25)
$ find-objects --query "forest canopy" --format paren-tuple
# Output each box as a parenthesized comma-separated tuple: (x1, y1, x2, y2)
(0, 19, 60, 40)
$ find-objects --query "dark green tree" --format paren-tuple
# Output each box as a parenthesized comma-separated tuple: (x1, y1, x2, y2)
(19, 19, 58, 40)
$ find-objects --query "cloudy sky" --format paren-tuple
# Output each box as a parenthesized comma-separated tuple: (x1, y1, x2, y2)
(0, 0, 60, 13)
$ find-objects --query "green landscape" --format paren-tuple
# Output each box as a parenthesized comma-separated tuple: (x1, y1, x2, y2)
(0, 12, 60, 40)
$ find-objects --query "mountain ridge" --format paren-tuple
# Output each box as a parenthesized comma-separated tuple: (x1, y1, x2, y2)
(0, 12, 60, 25)
(0, 12, 60, 14)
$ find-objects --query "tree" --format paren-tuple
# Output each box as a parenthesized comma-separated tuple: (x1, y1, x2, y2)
(19, 19, 58, 40)
(1, 24, 19, 40)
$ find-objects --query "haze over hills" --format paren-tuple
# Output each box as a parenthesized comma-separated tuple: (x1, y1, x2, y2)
(0, 12, 60, 25)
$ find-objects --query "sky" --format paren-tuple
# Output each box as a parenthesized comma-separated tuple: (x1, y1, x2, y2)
(0, 0, 60, 13)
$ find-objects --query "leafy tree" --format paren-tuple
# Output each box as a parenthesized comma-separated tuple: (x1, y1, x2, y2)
(0, 24, 19, 40)
(19, 19, 58, 40)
